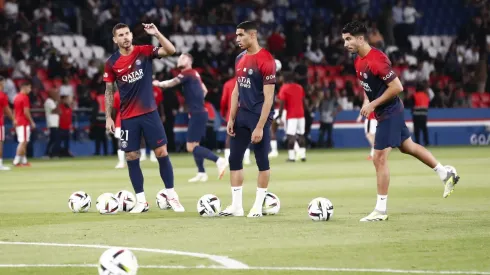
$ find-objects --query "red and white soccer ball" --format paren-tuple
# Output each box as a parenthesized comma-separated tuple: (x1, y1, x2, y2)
(262, 192, 280, 215)
(116, 190, 136, 212)
(98, 247, 138, 275)
(68, 191, 91, 213)
(308, 197, 334, 221)
(156, 189, 171, 210)
(96, 193, 119, 215)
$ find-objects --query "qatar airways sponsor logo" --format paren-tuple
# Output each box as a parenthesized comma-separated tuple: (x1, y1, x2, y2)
(121, 69, 144, 83)
(359, 80, 372, 92)
(237, 76, 251, 88)
(382, 70, 395, 81)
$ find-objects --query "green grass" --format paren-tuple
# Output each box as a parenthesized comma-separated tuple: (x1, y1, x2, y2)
(0, 146, 489, 275)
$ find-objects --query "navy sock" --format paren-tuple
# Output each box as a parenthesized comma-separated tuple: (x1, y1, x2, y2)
(193, 146, 219, 162)
(157, 155, 174, 189)
(127, 159, 144, 193)
(193, 152, 205, 173)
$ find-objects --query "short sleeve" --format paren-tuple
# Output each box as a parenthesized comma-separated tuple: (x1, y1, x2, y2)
(103, 61, 115, 82)
(140, 45, 160, 59)
(370, 54, 397, 84)
(177, 72, 189, 84)
(23, 95, 30, 109)
(259, 54, 276, 85)
(277, 85, 287, 101)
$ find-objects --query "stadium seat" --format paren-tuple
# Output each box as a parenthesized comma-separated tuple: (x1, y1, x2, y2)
(53, 78, 63, 88)
(154, 59, 165, 72)
(81, 47, 94, 59)
(61, 35, 75, 48)
(385, 45, 399, 55)
(194, 35, 206, 50)
(42, 80, 54, 91)
(430, 36, 442, 48)
(49, 35, 62, 48)
(420, 36, 432, 49)
(92, 46, 105, 59)
(205, 35, 217, 44)
(427, 47, 438, 58)
(408, 36, 420, 50)
(69, 48, 81, 59)
(169, 35, 185, 49)
(36, 68, 48, 81)
(57, 46, 69, 55)
(73, 35, 87, 48)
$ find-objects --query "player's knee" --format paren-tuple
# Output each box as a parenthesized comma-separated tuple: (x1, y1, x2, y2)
(229, 152, 243, 171)
(125, 151, 140, 161)
(254, 150, 270, 171)
(287, 135, 295, 148)
(298, 135, 306, 146)
(373, 152, 387, 167)
(186, 142, 196, 153)
(154, 145, 168, 158)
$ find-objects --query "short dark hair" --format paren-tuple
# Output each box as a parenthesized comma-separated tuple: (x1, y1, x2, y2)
(20, 80, 32, 87)
(236, 21, 258, 31)
(341, 21, 367, 37)
(112, 23, 130, 36)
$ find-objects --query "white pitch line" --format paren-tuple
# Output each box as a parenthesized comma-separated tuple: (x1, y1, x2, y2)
(0, 241, 248, 269)
(0, 264, 489, 274)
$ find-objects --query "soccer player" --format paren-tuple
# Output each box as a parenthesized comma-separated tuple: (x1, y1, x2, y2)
(357, 93, 377, 160)
(104, 23, 184, 213)
(221, 76, 251, 165)
(277, 80, 307, 162)
(153, 53, 228, 182)
(13, 81, 35, 167)
(341, 21, 460, 222)
(0, 76, 15, 170)
(113, 90, 125, 169)
(219, 21, 276, 218)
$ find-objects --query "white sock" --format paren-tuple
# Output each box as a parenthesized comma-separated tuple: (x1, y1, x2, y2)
(166, 188, 177, 199)
(244, 148, 250, 161)
(294, 141, 300, 151)
(375, 194, 388, 212)
(370, 147, 374, 157)
(433, 163, 448, 181)
(150, 150, 156, 159)
(140, 148, 146, 157)
(288, 149, 295, 160)
(253, 187, 267, 210)
(136, 192, 147, 203)
(270, 140, 277, 152)
(224, 148, 230, 161)
(0, 158, 3, 166)
(231, 186, 243, 209)
(22, 156, 27, 164)
(13, 155, 20, 165)
(117, 150, 125, 163)
(299, 147, 306, 159)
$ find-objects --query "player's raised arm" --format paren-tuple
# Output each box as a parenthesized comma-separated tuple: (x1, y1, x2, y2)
(152, 77, 181, 89)
(142, 23, 176, 57)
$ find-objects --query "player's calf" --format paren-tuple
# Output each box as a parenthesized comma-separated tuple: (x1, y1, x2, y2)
(286, 135, 296, 161)
(297, 135, 307, 161)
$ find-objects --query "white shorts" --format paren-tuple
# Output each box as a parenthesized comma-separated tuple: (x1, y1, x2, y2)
(286, 117, 306, 135)
(16, 125, 31, 142)
(0, 125, 4, 142)
(273, 109, 287, 125)
(364, 119, 377, 134)
(114, 127, 121, 139)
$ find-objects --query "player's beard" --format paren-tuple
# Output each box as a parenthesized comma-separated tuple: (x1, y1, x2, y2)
(121, 40, 132, 50)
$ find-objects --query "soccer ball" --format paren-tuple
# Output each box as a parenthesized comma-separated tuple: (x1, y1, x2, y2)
(96, 193, 119, 215)
(197, 194, 221, 217)
(115, 190, 136, 212)
(262, 192, 280, 215)
(308, 197, 334, 221)
(156, 189, 171, 210)
(68, 191, 91, 213)
(98, 247, 138, 275)
(275, 59, 282, 72)
(444, 165, 457, 176)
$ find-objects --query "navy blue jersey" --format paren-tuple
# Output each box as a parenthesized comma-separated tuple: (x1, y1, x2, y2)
(235, 48, 276, 117)
(104, 45, 160, 119)
(177, 69, 205, 113)
(354, 48, 403, 120)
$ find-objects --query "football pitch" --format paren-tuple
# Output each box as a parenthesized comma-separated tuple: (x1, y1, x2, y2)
(1, 146, 489, 275)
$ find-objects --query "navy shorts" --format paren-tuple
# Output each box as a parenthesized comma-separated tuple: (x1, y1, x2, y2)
(187, 112, 208, 142)
(120, 110, 167, 152)
(374, 112, 411, 150)
(229, 109, 271, 171)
